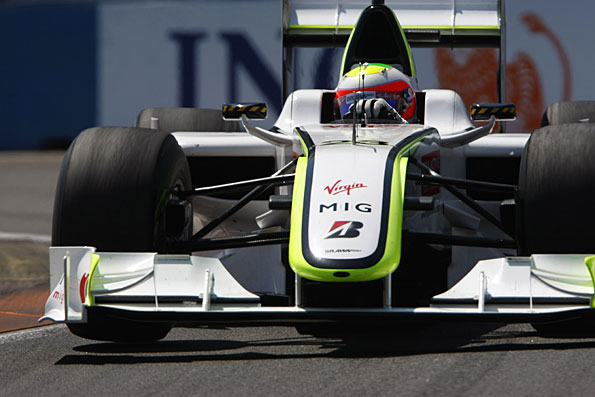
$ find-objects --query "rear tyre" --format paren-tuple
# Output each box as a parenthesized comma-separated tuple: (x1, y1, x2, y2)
(53, 126, 192, 342)
(136, 107, 241, 132)
(541, 101, 595, 126)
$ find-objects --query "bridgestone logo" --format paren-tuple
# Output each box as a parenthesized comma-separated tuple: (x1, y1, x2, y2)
(325, 221, 363, 239)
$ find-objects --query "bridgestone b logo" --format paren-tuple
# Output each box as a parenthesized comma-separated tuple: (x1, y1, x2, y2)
(325, 221, 363, 239)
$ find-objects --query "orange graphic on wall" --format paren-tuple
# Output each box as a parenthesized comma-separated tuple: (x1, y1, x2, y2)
(435, 13, 571, 131)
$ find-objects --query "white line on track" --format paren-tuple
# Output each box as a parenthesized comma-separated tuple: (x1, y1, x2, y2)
(0, 324, 65, 344)
(0, 231, 51, 244)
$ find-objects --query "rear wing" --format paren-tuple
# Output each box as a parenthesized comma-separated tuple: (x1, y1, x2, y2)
(282, 0, 506, 101)
(283, 0, 503, 48)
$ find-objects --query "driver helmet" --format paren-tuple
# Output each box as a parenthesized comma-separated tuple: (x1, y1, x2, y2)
(335, 63, 416, 121)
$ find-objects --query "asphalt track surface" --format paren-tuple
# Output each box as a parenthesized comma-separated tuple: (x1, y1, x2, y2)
(3, 322, 595, 395)
(2, 151, 595, 395)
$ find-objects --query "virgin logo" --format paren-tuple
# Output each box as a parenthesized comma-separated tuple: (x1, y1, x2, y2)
(324, 180, 367, 196)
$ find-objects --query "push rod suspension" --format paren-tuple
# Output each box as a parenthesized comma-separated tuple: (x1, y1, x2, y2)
(404, 231, 516, 249)
(406, 173, 517, 194)
(181, 174, 295, 197)
(409, 157, 510, 234)
(169, 230, 290, 253)
(190, 158, 298, 241)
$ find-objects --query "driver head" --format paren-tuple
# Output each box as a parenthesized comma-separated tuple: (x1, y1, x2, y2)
(335, 63, 416, 121)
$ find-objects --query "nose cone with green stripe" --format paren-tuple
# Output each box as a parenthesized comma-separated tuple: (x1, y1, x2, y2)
(288, 125, 435, 282)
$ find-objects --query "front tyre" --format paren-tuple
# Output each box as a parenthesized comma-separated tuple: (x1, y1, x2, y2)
(53, 127, 192, 342)
(52, 127, 192, 252)
(517, 124, 595, 254)
(517, 123, 595, 335)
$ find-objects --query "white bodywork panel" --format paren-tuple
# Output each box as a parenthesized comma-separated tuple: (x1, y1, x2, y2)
(275, 89, 329, 135)
(465, 133, 530, 157)
(173, 132, 277, 157)
(424, 89, 474, 136)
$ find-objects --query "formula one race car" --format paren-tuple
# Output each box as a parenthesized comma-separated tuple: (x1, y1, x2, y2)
(42, 0, 595, 342)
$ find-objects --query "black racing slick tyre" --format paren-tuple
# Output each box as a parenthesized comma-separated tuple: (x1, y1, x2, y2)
(518, 124, 595, 336)
(541, 101, 595, 126)
(517, 124, 595, 255)
(52, 126, 191, 253)
(136, 107, 241, 133)
(52, 126, 192, 342)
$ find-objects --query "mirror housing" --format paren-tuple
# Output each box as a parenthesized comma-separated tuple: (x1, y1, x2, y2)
(222, 103, 267, 120)
(470, 103, 516, 121)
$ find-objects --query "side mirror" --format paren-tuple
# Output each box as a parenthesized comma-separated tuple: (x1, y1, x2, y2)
(222, 103, 267, 120)
(470, 103, 516, 121)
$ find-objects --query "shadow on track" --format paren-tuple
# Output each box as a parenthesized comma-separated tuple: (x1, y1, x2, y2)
(55, 322, 595, 365)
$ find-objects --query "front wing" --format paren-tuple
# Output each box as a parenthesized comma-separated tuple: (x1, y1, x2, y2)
(41, 247, 595, 326)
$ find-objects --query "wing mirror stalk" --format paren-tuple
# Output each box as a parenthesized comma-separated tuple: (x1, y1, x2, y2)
(440, 116, 496, 148)
(240, 116, 293, 147)
(222, 103, 293, 147)
(440, 103, 516, 148)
